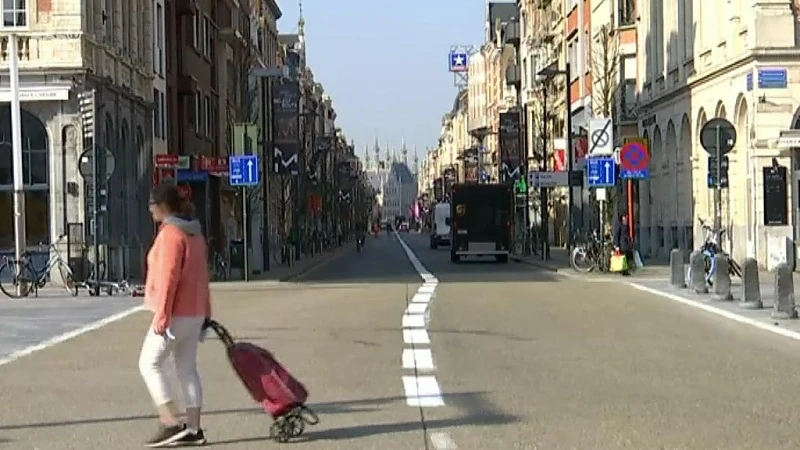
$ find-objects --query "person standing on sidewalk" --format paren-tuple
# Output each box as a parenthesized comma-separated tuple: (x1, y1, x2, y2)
(140, 184, 211, 447)
(613, 213, 634, 276)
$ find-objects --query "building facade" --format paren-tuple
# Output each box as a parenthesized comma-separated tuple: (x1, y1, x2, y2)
(383, 161, 418, 221)
(0, 0, 154, 279)
(636, 0, 800, 268)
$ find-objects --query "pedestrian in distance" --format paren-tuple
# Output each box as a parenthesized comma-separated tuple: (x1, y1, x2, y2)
(613, 213, 634, 276)
(139, 183, 212, 447)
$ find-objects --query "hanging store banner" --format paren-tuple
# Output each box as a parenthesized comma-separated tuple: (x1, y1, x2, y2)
(498, 112, 521, 182)
(271, 81, 300, 175)
(462, 147, 478, 183)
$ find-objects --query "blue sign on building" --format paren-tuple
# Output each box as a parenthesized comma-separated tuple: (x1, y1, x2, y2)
(229, 155, 260, 186)
(586, 157, 616, 187)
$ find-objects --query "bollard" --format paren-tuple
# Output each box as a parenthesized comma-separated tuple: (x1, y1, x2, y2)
(689, 251, 708, 294)
(669, 248, 685, 288)
(739, 258, 762, 309)
(771, 263, 797, 319)
(712, 253, 733, 301)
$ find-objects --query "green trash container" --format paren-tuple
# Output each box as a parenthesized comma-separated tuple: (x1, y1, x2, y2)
(229, 240, 244, 270)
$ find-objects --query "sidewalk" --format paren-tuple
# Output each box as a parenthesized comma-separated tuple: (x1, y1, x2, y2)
(510, 247, 672, 279)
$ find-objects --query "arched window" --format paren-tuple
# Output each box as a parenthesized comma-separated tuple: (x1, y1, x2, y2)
(0, 106, 50, 248)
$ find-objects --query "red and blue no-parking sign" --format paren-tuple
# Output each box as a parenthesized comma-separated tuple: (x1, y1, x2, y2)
(619, 141, 650, 179)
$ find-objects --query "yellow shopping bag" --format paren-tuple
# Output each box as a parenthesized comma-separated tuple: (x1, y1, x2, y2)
(609, 252, 628, 272)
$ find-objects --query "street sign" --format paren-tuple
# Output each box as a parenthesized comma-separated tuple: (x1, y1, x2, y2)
(588, 118, 614, 156)
(78, 146, 116, 182)
(619, 141, 650, 179)
(529, 171, 569, 188)
(586, 157, 616, 187)
(706, 155, 729, 188)
(448, 51, 468, 72)
(229, 155, 260, 186)
(700, 118, 736, 155)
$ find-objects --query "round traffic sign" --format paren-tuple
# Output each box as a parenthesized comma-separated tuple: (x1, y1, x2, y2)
(700, 118, 736, 156)
(620, 142, 650, 171)
(78, 146, 116, 182)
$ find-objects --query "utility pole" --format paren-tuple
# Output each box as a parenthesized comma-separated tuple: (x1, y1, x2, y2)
(8, 34, 26, 296)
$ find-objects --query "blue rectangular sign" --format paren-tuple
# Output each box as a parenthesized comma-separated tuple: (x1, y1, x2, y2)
(620, 168, 649, 180)
(757, 68, 787, 89)
(176, 170, 209, 182)
(448, 51, 468, 72)
(229, 155, 260, 186)
(586, 157, 616, 187)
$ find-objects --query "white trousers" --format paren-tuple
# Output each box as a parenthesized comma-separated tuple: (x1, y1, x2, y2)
(138, 316, 205, 408)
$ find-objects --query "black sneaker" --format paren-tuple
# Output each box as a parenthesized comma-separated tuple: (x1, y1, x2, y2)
(170, 429, 206, 446)
(146, 424, 190, 447)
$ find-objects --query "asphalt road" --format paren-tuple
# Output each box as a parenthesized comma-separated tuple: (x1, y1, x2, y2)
(3, 232, 800, 449)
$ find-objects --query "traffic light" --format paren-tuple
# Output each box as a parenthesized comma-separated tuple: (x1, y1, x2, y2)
(514, 178, 527, 194)
(706, 155, 729, 188)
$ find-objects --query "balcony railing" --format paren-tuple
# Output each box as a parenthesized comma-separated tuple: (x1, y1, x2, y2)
(0, 34, 83, 69)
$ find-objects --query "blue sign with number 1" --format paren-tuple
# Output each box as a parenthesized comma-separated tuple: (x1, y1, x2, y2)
(586, 157, 616, 187)
(229, 155, 260, 186)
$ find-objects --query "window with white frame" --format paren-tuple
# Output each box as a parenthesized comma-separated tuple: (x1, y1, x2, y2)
(155, 4, 164, 76)
(567, 42, 578, 81)
(203, 95, 212, 137)
(192, 13, 199, 49)
(194, 93, 201, 131)
(153, 88, 162, 138)
(203, 15, 213, 58)
(197, 93, 207, 136)
(160, 91, 167, 137)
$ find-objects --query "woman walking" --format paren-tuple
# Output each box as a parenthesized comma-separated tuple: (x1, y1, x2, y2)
(139, 184, 211, 447)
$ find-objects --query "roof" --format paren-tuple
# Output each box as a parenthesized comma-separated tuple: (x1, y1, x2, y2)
(488, 2, 518, 42)
(279, 34, 299, 46)
(390, 162, 415, 184)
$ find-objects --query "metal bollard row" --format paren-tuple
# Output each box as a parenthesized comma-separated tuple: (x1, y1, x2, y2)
(667, 249, 796, 319)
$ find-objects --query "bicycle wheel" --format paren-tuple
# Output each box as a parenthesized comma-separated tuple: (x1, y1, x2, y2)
(0, 259, 34, 298)
(571, 246, 595, 273)
(57, 260, 78, 296)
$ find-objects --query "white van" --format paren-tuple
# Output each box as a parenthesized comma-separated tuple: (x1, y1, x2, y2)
(430, 203, 451, 249)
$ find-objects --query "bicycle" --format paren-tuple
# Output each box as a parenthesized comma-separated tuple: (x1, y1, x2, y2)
(0, 239, 78, 298)
(570, 230, 613, 273)
(209, 249, 228, 281)
(687, 218, 742, 286)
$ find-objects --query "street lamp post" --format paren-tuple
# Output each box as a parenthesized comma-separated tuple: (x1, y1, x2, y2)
(538, 62, 575, 249)
(4, 29, 27, 295)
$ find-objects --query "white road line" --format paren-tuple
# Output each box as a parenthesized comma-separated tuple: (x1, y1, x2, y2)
(403, 328, 431, 344)
(402, 348, 435, 370)
(396, 233, 446, 410)
(402, 314, 426, 328)
(430, 432, 459, 449)
(0, 305, 143, 367)
(402, 375, 445, 406)
(628, 282, 800, 342)
(406, 302, 428, 314)
(412, 293, 432, 303)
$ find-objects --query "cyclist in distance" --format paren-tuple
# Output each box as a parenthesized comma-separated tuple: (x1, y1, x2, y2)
(613, 213, 633, 276)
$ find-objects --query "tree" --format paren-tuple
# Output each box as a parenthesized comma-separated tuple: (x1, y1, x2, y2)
(589, 24, 622, 226)
(590, 24, 620, 118)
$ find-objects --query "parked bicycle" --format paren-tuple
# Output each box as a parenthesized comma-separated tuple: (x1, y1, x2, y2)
(687, 218, 742, 286)
(0, 238, 78, 298)
(209, 249, 228, 281)
(570, 230, 614, 273)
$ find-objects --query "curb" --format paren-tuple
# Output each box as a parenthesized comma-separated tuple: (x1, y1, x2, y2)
(278, 246, 347, 282)
(509, 255, 561, 272)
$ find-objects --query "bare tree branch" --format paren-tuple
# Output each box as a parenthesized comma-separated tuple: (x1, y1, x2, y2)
(590, 24, 620, 118)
